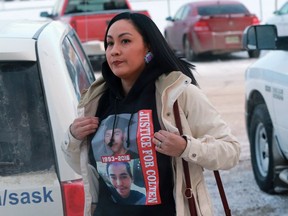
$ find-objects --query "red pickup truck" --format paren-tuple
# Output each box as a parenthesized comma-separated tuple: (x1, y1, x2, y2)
(40, 0, 150, 70)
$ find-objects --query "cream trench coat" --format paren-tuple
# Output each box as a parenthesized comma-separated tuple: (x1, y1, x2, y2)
(62, 71, 241, 216)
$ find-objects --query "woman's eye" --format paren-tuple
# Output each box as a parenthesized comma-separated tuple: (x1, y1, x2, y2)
(122, 39, 130, 44)
(107, 41, 114, 46)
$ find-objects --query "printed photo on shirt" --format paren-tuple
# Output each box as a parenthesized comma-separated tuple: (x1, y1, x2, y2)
(98, 160, 146, 205)
(92, 111, 162, 205)
(92, 114, 138, 162)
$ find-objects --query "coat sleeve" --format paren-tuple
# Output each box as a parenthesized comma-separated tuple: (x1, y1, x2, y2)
(61, 128, 100, 207)
(61, 127, 83, 174)
(178, 84, 241, 170)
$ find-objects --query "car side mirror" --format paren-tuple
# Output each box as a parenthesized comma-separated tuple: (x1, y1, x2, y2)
(166, 16, 174, 22)
(243, 25, 288, 51)
(273, 10, 280, 15)
(40, 11, 51, 18)
(243, 25, 278, 50)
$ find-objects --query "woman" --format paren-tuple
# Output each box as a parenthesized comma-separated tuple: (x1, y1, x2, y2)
(62, 12, 241, 216)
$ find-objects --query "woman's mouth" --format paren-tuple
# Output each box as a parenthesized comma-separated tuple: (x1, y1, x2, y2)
(112, 60, 124, 67)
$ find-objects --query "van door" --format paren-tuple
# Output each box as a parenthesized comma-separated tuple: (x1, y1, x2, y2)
(269, 52, 288, 158)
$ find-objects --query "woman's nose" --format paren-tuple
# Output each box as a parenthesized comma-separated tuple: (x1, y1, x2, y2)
(110, 43, 120, 56)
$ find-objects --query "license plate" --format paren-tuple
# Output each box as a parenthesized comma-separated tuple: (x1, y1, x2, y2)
(225, 36, 240, 44)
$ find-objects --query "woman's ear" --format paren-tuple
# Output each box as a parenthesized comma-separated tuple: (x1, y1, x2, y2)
(144, 51, 154, 64)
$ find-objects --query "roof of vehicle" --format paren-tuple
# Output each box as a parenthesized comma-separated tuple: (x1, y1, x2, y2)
(0, 19, 50, 39)
(0, 20, 72, 62)
(187, 0, 245, 7)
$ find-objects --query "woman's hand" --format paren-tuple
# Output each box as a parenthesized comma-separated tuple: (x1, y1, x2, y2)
(70, 117, 99, 140)
(153, 130, 187, 157)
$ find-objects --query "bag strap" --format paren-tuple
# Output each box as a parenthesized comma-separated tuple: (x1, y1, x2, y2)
(214, 171, 231, 216)
(173, 101, 198, 216)
(173, 100, 231, 216)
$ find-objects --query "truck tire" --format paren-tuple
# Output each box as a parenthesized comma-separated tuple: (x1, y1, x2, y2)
(249, 104, 275, 193)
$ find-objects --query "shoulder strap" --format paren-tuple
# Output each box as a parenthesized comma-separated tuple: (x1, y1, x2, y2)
(173, 100, 231, 216)
(173, 100, 197, 216)
(214, 170, 231, 216)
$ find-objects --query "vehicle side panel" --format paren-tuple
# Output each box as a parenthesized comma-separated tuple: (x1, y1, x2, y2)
(266, 51, 288, 158)
(246, 51, 288, 159)
(1, 173, 63, 215)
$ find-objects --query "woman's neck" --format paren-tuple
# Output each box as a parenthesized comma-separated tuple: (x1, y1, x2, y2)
(120, 66, 145, 96)
(121, 80, 133, 96)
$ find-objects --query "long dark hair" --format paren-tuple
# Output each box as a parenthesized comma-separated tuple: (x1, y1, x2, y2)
(103, 12, 198, 85)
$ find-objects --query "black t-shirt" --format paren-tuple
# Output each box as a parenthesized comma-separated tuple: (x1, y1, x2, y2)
(90, 81, 176, 216)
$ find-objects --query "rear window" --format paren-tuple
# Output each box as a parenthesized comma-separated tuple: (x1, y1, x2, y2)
(0, 61, 55, 176)
(64, 0, 129, 14)
(198, 4, 249, 16)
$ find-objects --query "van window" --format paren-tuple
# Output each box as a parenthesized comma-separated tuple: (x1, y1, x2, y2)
(0, 61, 55, 176)
(62, 34, 95, 100)
(68, 32, 95, 83)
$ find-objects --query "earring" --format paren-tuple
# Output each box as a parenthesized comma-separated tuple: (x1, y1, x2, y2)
(144, 51, 153, 64)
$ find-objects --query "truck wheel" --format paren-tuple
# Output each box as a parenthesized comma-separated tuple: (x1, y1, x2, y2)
(249, 104, 275, 193)
(248, 50, 260, 58)
(184, 37, 196, 61)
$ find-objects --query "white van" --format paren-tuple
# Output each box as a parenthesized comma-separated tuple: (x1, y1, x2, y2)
(0, 20, 95, 215)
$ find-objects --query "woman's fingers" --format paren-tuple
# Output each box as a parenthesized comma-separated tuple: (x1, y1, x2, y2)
(153, 130, 187, 157)
(71, 117, 99, 140)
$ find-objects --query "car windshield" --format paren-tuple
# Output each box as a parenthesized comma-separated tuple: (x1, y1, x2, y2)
(64, 0, 129, 14)
(0, 61, 55, 176)
(198, 4, 249, 16)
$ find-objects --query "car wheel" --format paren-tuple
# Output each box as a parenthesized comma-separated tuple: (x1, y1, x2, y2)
(249, 104, 275, 193)
(184, 37, 196, 61)
(248, 50, 260, 58)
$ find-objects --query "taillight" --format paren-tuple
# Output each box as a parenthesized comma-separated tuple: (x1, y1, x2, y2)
(252, 16, 260, 25)
(194, 20, 210, 31)
(61, 179, 85, 216)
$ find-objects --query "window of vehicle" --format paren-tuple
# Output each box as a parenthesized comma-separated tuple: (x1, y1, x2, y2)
(181, 5, 190, 20)
(173, 5, 185, 21)
(0, 61, 55, 176)
(198, 4, 249, 16)
(64, 0, 128, 14)
(278, 2, 288, 15)
(62, 33, 95, 100)
(69, 32, 95, 81)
